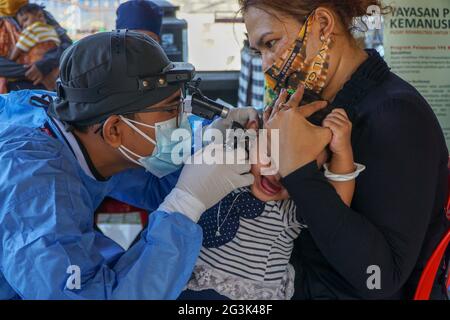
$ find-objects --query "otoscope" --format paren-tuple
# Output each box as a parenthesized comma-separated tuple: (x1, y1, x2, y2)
(183, 79, 230, 119)
(183, 79, 264, 130)
(183, 78, 256, 153)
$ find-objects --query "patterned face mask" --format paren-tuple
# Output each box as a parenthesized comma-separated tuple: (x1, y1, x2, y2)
(264, 13, 332, 109)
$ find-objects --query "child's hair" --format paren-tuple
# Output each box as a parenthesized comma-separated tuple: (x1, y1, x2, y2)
(17, 3, 45, 17)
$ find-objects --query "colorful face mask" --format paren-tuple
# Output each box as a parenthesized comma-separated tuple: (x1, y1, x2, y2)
(264, 14, 332, 109)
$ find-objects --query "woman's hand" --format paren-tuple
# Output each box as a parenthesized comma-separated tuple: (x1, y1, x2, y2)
(322, 109, 353, 158)
(265, 84, 332, 177)
(264, 88, 289, 123)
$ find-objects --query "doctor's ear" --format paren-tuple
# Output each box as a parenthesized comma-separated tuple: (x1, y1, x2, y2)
(314, 7, 336, 40)
(101, 115, 124, 148)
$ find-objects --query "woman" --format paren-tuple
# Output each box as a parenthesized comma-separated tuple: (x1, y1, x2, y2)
(0, 0, 72, 92)
(240, 0, 449, 299)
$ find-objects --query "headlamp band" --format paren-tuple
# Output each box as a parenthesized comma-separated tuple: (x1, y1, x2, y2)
(56, 29, 195, 104)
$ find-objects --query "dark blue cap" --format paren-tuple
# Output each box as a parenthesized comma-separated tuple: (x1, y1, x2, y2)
(116, 0, 163, 37)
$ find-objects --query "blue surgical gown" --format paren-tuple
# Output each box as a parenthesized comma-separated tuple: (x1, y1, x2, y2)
(0, 90, 202, 299)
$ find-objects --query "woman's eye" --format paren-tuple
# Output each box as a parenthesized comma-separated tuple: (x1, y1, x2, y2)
(266, 40, 277, 49)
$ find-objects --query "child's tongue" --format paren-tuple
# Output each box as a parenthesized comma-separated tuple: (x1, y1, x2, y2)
(260, 176, 282, 195)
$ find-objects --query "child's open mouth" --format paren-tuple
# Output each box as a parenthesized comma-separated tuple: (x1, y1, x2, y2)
(260, 175, 283, 196)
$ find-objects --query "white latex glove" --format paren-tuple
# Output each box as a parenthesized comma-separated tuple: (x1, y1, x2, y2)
(208, 107, 260, 135)
(158, 143, 255, 222)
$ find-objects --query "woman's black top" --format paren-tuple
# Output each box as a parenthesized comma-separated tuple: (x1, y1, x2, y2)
(283, 50, 449, 300)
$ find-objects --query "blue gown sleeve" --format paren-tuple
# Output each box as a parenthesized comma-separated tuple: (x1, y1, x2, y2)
(107, 168, 181, 212)
(0, 136, 202, 299)
(1, 191, 202, 299)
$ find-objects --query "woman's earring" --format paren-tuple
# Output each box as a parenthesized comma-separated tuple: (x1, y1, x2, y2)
(320, 34, 326, 42)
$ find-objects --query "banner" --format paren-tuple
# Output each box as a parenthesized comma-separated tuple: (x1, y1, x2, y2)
(384, 0, 450, 147)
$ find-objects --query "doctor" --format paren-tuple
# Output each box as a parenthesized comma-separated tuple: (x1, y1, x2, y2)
(0, 31, 255, 299)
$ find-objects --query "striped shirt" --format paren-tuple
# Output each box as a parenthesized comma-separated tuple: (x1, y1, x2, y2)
(16, 21, 60, 52)
(187, 189, 307, 300)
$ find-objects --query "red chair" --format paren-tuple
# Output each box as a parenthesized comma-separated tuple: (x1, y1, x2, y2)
(413, 165, 450, 300)
(413, 230, 450, 300)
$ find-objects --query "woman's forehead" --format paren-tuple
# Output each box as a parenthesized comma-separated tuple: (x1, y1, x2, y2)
(244, 7, 301, 47)
(245, 7, 283, 35)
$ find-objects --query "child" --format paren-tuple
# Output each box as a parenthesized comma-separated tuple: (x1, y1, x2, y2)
(180, 108, 363, 300)
(8, 4, 60, 63)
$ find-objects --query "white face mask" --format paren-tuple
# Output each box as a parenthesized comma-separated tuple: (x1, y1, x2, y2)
(118, 115, 191, 178)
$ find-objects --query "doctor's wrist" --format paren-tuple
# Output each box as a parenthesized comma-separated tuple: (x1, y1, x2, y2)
(158, 188, 206, 223)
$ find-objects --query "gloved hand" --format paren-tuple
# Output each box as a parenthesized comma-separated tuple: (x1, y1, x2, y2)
(207, 107, 260, 136)
(158, 143, 255, 222)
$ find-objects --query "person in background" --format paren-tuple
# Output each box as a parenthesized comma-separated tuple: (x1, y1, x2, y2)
(238, 37, 265, 111)
(9, 4, 60, 62)
(116, 0, 163, 43)
(0, 3, 20, 92)
(0, 0, 72, 92)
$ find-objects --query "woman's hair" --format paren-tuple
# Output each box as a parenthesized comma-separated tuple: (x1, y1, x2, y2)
(238, 0, 390, 31)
